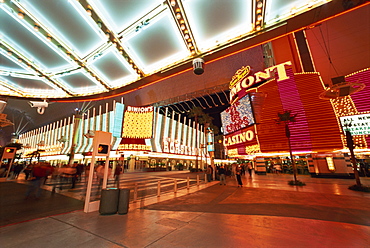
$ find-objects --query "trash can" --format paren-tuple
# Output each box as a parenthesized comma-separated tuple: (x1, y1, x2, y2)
(99, 188, 119, 215)
(118, 188, 130, 215)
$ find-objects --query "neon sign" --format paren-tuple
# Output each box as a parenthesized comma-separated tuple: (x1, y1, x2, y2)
(229, 61, 292, 101)
(118, 144, 151, 151)
(122, 106, 154, 139)
(221, 94, 255, 135)
(223, 129, 255, 147)
(162, 137, 202, 156)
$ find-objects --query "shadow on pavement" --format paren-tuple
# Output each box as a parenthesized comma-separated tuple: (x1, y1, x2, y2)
(0, 182, 83, 227)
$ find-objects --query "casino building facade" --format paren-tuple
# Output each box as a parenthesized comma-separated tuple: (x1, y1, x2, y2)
(18, 102, 213, 171)
(15, 3, 370, 177)
(219, 3, 370, 177)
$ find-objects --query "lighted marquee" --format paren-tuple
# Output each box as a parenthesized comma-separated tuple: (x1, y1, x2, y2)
(122, 106, 154, 139)
(340, 113, 370, 136)
(223, 125, 260, 156)
(162, 137, 201, 156)
(229, 61, 292, 102)
(221, 94, 255, 135)
(118, 144, 151, 151)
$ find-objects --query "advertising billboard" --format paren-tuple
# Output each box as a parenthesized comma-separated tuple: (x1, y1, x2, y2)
(122, 106, 154, 139)
(339, 113, 370, 136)
(221, 94, 255, 135)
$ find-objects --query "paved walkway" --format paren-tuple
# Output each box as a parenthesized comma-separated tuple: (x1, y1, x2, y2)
(1, 173, 370, 247)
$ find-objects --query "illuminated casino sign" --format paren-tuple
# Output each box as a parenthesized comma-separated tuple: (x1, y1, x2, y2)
(122, 106, 154, 139)
(223, 126, 260, 155)
(223, 129, 255, 147)
(117, 144, 152, 151)
(162, 137, 201, 156)
(221, 94, 255, 135)
(229, 61, 292, 102)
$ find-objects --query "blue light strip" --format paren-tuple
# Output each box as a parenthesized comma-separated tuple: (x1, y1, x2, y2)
(0, 4, 77, 72)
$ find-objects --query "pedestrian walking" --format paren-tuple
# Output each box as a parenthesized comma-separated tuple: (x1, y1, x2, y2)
(13, 163, 23, 179)
(114, 164, 122, 188)
(247, 162, 253, 178)
(236, 165, 243, 187)
(23, 165, 32, 180)
(25, 163, 47, 199)
(218, 165, 226, 185)
(206, 165, 213, 182)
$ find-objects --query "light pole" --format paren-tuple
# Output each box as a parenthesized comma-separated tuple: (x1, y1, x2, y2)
(68, 113, 83, 166)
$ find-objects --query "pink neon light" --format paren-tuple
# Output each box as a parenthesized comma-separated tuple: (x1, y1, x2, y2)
(276, 68, 312, 152)
(347, 69, 370, 147)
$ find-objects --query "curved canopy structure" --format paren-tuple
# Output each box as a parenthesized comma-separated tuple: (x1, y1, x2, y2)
(1, 0, 331, 100)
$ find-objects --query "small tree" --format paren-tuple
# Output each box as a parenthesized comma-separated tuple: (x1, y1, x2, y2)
(187, 107, 215, 169)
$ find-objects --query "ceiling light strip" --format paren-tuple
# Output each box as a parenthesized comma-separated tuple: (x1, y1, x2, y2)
(0, 78, 25, 97)
(167, 0, 198, 55)
(0, 43, 73, 96)
(10, 0, 113, 93)
(254, 0, 266, 32)
(80, 0, 145, 78)
(7, 0, 81, 63)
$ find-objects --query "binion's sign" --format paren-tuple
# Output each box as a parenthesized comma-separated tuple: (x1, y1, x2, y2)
(229, 61, 292, 102)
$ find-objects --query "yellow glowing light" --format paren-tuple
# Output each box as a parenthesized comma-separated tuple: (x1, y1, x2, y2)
(326, 157, 335, 171)
(122, 107, 154, 139)
(18, 12, 24, 19)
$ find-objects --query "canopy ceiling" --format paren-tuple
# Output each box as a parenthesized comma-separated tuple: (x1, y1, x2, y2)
(1, 0, 331, 100)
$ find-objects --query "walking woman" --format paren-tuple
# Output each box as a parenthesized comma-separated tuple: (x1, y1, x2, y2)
(236, 165, 243, 187)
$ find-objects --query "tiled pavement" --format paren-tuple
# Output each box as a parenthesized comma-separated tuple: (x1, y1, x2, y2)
(1, 172, 369, 247)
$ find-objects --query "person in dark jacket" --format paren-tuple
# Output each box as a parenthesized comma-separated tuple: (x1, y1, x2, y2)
(13, 163, 23, 179)
(236, 165, 243, 187)
(218, 165, 226, 185)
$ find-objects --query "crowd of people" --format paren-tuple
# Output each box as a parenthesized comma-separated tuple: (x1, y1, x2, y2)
(205, 162, 255, 187)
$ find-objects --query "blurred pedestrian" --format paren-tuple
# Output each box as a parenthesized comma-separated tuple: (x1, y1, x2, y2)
(275, 164, 282, 175)
(206, 165, 213, 182)
(76, 163, 84, 182)
(25, 163, 47, 199)
(247, 162, 253, 178)
(241, 164, 246, 176)
(63, 164, 77, 189)
(218, 165, 226, 185)
(236, 165, 243, 187)
(23, 164, 32, 180)
(114, 164, 122, 188)
(96, 163, 111, 189)
(13, 163, 23, 179)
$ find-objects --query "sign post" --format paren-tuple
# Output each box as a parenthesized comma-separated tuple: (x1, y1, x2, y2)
(84, 131, 112, 213)
(1, 147, 17, 179)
